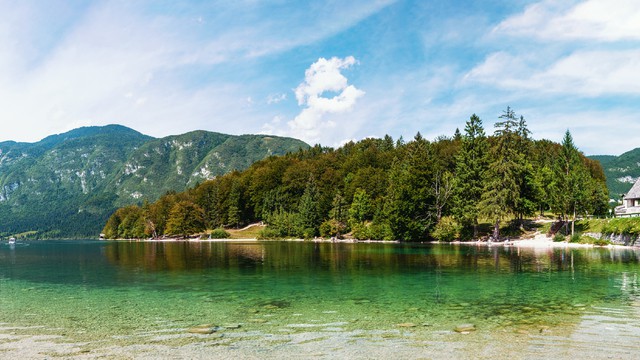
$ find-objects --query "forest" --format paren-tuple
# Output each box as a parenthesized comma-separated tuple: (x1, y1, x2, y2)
(103, 108, 610, 242)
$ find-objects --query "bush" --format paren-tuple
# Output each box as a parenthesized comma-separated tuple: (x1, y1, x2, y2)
(351, 223, 369, 240)
(319, 219, 347, 238)
(209, 228, 230, 239)
(593, 238, 611, 246)
(257, 227, 283, 240)
(553, 233, 566, 242)
(302, 227, 316, 240)
(431, 216, 461, 242)
(569, 233, 582, 243)
(602, 218, 640, 237)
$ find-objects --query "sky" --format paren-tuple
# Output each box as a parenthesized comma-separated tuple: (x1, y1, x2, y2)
(0, 0, 639, 155)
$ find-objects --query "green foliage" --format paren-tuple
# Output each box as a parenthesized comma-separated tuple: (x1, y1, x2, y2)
(319, 219, 347, 238)
(349, 188, 373, 225)
(569, 233, 582, 243)
(452, 114, 488, 237)
(351, 221, 392, 240)
(209, 228, 230, 239)
(602, 218, 640, 236)
(104, 111, 610, 243)
(263, 210, 301, 238)
(256, 227, 283, 240)
(480, 107, 529, 239)
(589, 149, 640, 201)
(553, 233, 566, 242)
(165, 201, 206, 238)
(592, 238, 611, 246)
(431, 216, 461, 242)
(102, 205, 146, 239)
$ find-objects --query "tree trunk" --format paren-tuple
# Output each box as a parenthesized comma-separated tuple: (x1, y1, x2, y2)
(493, 219, 500, 240)
(473, 219, 478, 239)
(571, 207, 576, 237)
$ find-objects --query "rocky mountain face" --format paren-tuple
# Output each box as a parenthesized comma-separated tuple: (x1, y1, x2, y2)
(0, 125, 308, 238)
(590, 148, 640, 200)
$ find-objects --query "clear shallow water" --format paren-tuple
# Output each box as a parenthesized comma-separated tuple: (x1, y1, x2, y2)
(1, 240, 640, 358)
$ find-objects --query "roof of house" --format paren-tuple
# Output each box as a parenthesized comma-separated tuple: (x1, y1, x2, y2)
(625, 178, 640, 200)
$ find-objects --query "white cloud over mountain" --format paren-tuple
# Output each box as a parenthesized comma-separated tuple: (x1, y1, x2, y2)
(288, 56, 365, 144)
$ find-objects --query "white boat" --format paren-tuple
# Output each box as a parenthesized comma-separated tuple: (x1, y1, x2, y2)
(8, 237, 16, 244)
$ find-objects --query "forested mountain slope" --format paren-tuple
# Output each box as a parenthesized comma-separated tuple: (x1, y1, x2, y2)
(0, 125, 308, 238)
(590, 148, 640, 200)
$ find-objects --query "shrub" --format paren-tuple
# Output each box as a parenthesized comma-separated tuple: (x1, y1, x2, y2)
(431, 216, 461, 242)
(319, 219, 347, 238)
(569, 233, 582, 243)
(593, 238, 611, 246)
(351, 223, 369, 240)
(602, 218, 640, 237)
(209, 228, 230, 239)
(302, 227, 316, 240)
(257, 227, 282, 240)
(553, 233, 566, 242)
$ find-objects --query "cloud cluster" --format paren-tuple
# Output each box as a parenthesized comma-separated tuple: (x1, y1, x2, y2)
(470, 0, 640, 97)
(494, 0, 640, 42)
(286, 56, 365, 144)
(0, 1, 391, 143)
(456, 0, 640, 154)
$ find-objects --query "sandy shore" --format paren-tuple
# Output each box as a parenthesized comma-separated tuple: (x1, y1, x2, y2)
(450, 233, 633, 249)
(108, 232, 632, 249)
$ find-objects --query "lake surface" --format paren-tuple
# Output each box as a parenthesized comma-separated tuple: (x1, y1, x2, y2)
(2, 240, 640, 359)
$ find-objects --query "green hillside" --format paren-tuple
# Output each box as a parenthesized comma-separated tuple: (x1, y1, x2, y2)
(589, 148, 640, 200)
(0, 125, 308, 238)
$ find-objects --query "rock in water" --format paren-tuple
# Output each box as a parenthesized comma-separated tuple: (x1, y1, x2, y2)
(454, 324, 476, 333)
(188, 324, 216, 334)
(397, 323, 417, 328)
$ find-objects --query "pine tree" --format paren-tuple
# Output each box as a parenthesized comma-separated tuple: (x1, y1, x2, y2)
(349, 188, 373, 225)
(453, 114, 489, 238)
(297, 175, 321, 236)
(480, 107, 522, 239)
(552, 130, 591, 236)
(384, 134, 435, 241)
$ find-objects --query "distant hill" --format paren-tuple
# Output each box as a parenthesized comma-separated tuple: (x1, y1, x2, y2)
(589, 148, 640, 200)
(0, 125, 308, 238)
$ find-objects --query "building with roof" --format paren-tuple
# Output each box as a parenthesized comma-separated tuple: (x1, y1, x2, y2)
(615, 178, 640, 217)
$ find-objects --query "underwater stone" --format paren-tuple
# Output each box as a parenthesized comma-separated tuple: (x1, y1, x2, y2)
(454, 324, 476, 333)
(397, 323, 417, 328)
(187, 324, 216, 334)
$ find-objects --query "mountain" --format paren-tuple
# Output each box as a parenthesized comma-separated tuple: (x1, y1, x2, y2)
(590, 148, 640, 200)
(0, 125, 308, 238)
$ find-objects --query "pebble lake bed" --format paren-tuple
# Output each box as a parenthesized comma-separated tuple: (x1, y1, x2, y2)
(2, 240, 640, 359)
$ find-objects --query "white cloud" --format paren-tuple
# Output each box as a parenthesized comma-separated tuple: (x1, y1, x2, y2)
(495, 0, 640, 42)
(466, 49, 640, 96)
(466, 0, 640, 100)
(285, 56, 365, 144)
(266, 93, 287, 104)
(0, 1, 394, 143)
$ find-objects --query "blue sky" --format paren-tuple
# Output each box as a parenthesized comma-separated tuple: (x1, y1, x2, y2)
(1, 0, 638, 155)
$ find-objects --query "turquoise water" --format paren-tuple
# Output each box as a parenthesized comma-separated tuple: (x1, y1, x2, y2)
(2, 240, 640, 358)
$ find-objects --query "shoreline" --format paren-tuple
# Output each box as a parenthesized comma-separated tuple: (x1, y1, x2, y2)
(104, 234, 636, 249)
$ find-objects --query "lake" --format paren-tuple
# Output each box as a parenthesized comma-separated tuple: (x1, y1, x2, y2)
(1, 240, 640, 359)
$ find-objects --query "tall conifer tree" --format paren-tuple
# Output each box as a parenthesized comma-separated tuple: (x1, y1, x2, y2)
(453, 114, 489, 238)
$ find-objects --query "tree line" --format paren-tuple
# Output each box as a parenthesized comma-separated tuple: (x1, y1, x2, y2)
(103, 108, 609, 241)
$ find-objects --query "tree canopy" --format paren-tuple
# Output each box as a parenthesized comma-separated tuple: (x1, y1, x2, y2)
(103, 109, 609, 241)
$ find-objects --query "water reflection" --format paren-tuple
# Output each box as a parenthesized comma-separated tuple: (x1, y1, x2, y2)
(101, 241, 640, 275)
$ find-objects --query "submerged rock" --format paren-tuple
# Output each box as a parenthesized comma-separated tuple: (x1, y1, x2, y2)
(187, 324, 216, 334)
(397, 323, 417, 328)
(454, 324, 476, 333)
